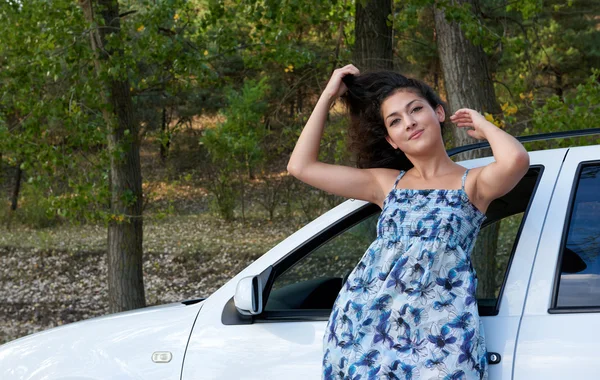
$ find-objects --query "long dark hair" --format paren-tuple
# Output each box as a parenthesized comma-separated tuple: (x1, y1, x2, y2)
(341, 71, 447, 170)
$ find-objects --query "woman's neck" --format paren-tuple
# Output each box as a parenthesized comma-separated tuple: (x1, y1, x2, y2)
(405, 152, 458, 181)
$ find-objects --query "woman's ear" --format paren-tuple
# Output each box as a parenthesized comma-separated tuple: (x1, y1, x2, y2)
(385, 135, 398, 150)
(435, 104, 446, 123)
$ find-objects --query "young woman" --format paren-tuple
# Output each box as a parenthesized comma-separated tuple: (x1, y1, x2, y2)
(287, 64, 529, 379)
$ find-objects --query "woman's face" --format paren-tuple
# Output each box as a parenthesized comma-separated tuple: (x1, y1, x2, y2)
(381, 90, 445, 156)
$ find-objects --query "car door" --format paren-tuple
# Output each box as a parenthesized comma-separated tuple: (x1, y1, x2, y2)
(514, 145, 600, 379)
(472, 149, 566, 380)
(180, 200, 378, 379)
(180, 152, 565, 380)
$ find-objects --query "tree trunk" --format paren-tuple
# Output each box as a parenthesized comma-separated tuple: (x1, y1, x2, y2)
(160, 107, 170, 164)
(353, 0, 393, 71)
(472, 223, 500, 299)
(434, 0, 501, 159)
(80, 0, 145, 313)
(434, 0, 501, 299)
(10, 160, 22, 211)
(297, 85, 303, 114)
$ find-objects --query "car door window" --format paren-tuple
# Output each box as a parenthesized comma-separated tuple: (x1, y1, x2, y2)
(554, 163, 600, 309)
(264, 213, 379, 311)
(472, 212, 524, 315)
(263, 167, 542, 318)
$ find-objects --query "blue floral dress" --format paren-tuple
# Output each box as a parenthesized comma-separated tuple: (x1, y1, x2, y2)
(323, 169, 488, 380)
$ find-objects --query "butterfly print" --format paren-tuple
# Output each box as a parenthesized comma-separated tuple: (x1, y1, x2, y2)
(323, 169, 488, 379)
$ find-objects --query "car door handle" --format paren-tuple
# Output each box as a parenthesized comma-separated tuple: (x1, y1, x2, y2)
(487, 352, 501, 365)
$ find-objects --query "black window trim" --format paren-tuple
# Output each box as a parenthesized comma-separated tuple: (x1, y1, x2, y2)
(549, 160, 600, 314)
(221, 202, 379, 325)
(258, 203, 380, 322)
(481, 165, 544, 316)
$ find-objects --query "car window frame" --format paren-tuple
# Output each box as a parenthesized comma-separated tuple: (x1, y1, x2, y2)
(478, 166, 544, 316)
(259, 202, 380, 322)
(549, 160, 600, 314)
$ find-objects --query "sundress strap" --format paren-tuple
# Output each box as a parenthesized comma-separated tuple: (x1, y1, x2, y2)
(392, 170, 406, 191)
(461, 168, 470, 192)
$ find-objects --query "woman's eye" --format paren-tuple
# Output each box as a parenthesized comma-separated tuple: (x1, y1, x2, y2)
(390, 118, 400, 126)
(412, 106, 423, 113)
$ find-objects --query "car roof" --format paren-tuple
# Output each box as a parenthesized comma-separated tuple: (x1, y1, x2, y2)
(447, 128, 600, 158)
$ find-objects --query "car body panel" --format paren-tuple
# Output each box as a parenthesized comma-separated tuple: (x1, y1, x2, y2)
(483, 148, 567, 379)
(0, 301, 203, 380)
(515, 145, 600, 379)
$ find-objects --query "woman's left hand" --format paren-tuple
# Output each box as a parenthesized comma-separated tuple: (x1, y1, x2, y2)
(449, 108, 495, 140)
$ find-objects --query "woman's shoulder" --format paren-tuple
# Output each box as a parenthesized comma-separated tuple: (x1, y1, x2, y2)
(362, 168, 404, 208)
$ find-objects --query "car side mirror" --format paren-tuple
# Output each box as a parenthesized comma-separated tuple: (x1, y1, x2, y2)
(234, 266, 272, 316)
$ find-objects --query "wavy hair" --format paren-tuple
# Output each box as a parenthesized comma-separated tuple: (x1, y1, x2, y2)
(341, 71, 447, 170)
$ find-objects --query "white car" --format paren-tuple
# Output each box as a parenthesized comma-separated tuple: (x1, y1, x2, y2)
(1, 130, 599, 379)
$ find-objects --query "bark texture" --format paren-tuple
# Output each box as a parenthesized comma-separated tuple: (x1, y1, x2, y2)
(434, 0, 501, 159)
(434, 0, 500, 299)
(353, 0, 393, 71)
(80, 0, 145, 313)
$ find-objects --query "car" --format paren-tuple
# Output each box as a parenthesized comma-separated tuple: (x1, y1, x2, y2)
(1, 129, 599, 380)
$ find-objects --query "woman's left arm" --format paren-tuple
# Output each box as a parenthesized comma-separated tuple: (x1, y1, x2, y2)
(450, 108, 530, 203)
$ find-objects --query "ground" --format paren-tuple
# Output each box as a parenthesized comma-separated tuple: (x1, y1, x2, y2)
(0, 214, 298, 344)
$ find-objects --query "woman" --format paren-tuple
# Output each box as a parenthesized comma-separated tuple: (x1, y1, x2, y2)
(287, 64, 529, 379)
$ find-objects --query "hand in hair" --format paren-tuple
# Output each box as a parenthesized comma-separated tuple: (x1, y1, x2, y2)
(322, 64, 360, 102)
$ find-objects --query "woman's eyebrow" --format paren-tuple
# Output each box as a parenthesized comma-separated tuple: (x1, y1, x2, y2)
(385, 99, 421, 120)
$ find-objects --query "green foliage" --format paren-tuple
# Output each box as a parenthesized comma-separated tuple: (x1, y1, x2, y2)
(0, 0, 111, 226)
(4, 184, 61, 229)
(203, 77, 271, 170)
(0, 0, 222, 226)
(505, 0, 544, 20)
(524, 71, 600, 149)
(491, 0, 600, 126)
(200, 77, 271, 220)
(391, 1, 438, 80)
(207, 171, 239, 221)
(1, 0, 598, 229)
(319, 115, 352, 166)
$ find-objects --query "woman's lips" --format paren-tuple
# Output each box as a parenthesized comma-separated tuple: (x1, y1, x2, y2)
(409, 130, 424, 140)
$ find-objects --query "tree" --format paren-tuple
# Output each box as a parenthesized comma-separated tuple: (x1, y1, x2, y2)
(201, 78, 271, 221)
(391, 2, 442, 88)
(79, 0, 145, 312)
(434, 0, 501, 156)
(353, 0, 394, 71)
(0, 0, 109, 229)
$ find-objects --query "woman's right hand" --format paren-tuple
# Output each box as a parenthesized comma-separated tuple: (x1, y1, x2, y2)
(323, 64, 360, 102)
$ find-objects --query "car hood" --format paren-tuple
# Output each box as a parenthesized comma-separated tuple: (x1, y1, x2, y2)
(0, 300, 204, 380)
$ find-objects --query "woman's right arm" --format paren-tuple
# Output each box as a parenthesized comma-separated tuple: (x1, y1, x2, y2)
(286, 65, 390, 206)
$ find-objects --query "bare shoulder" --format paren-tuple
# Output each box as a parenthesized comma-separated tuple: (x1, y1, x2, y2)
(365, 167, 402, 208)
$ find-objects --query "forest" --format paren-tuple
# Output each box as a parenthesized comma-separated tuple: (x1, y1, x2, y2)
(1, 0, 599, 343)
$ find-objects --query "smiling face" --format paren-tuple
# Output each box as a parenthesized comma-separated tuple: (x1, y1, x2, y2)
(381, 90, 446, 156)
